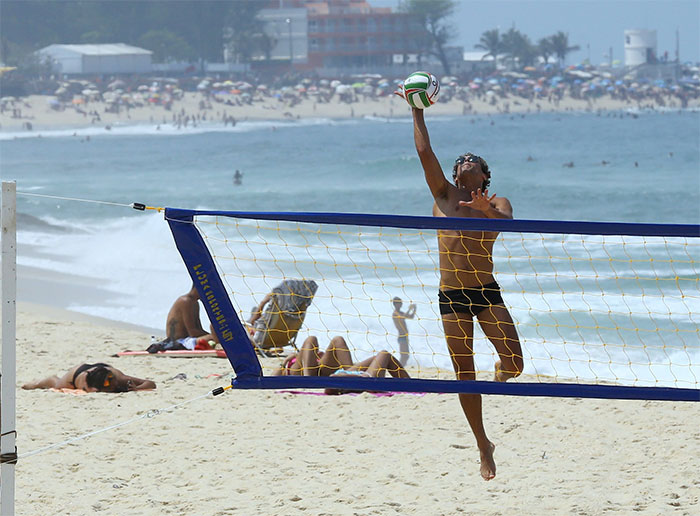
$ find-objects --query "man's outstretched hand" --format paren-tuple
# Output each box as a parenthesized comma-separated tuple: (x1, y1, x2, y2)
(458, 188, 496, 212)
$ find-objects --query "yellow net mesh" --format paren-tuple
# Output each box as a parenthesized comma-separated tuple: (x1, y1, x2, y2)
(196, 215, 699, 389)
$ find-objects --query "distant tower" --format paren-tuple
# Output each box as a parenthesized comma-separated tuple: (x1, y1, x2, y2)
(624, 29, 657, 66)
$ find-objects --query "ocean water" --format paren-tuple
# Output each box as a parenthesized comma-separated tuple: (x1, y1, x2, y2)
(1, 109, 698, 386)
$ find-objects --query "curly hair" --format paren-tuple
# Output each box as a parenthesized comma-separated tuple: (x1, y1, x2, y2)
(452, 153, 491, 190)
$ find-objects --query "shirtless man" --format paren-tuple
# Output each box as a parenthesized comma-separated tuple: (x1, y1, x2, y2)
(148, 285, 216, 352)
(166, 284, 212, 341)
(23, 363, 156, 392)
(411, 106, 523, 481)
(391, 297, 416, 366)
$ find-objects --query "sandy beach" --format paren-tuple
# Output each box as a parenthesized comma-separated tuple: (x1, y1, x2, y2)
(9, 301, 699, 515)
(2, 87, 696, 134)
(4, 72, 699, 514)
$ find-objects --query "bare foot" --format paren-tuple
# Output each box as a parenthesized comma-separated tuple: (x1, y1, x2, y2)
(479, 441, 496, 481)
(494, 360, 503, 381)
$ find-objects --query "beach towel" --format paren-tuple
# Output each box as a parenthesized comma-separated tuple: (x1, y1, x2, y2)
(275, 389, 428, 398)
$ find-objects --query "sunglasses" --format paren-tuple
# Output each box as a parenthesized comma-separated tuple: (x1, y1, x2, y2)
(455, 155, 481, 165)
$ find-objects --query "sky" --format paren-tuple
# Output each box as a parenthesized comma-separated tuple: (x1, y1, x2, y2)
(373, 0, 699, 65)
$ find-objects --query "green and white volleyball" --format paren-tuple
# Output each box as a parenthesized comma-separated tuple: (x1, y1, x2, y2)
(403, 71, 440, 109)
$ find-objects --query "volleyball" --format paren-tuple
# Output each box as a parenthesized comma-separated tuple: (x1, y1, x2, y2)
(402, 71, 440, 109)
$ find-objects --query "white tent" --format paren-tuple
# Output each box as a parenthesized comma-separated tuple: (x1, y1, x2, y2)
(36, 43, 152, 75)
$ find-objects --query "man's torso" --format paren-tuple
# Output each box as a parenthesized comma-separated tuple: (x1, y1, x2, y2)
(166, 295, 200, 340)
(433, 194, 500, 289)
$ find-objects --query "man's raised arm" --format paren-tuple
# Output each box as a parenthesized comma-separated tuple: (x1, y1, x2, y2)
(412, 108, 449, 200)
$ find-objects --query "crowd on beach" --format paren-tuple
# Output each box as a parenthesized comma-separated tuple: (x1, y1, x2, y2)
(1, 63, 699, 131)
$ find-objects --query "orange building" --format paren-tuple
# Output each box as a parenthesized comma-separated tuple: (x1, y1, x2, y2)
(266, 0, 424, 69)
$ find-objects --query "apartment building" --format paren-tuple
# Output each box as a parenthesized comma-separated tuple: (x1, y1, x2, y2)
(254, 0, 425, 71)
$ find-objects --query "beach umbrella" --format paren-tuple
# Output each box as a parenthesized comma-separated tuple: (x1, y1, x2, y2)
(108, 79, 126, 90)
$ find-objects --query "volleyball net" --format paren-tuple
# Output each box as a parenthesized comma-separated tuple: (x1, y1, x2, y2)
(165, 208, 699, 402)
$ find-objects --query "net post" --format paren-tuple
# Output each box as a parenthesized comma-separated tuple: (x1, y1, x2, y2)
(165, 208, 262, 378)
(1, 181, 17, 515)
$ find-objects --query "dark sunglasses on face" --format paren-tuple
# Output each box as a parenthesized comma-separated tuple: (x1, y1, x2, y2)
(455, 155, 481, 165)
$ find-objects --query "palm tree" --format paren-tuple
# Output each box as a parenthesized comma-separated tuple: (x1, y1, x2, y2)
(475, 28, 501, 63)
(549, 31, 580, 66)
(537, 36, 555, 66)
(500, 27, 535, 69)
(399, 0, 457, 75)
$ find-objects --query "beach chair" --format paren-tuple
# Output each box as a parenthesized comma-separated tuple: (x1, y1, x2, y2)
(251, 279, 318, 356)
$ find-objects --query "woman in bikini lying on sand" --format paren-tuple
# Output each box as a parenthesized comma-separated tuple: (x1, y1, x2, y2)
(22, 363, 156, 392)
(273, 335, 409, 394)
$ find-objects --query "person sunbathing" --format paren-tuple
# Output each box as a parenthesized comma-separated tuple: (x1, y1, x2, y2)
(273, 335, 409, 394)
(22, 363, 156, 392)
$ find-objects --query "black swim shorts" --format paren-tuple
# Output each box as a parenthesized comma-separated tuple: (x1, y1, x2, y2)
(438, 281, 505, 317)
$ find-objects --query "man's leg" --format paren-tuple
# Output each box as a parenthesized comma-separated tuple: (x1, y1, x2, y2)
(442, 314, 497, 481)
(476, 305, 523, 381)
(397, 336, 410, 366)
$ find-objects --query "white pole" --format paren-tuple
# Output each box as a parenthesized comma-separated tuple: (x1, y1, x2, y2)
(1, 181, 17, 516)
